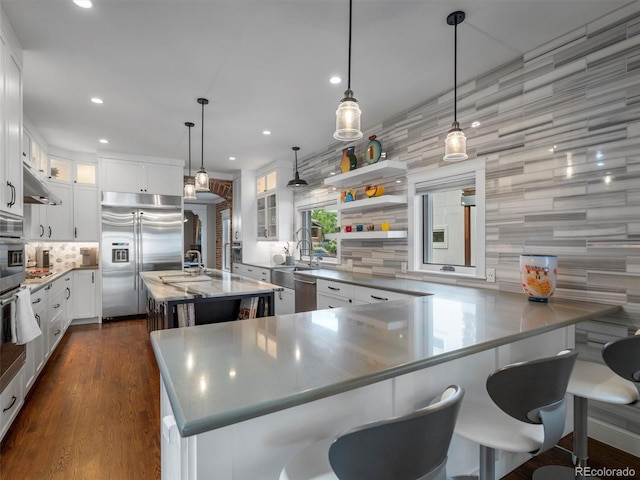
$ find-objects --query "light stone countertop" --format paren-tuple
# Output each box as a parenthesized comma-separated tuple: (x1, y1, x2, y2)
(140, 269, 283, 303)
(23, 265, 99, 293)
(150, 289, 620, 437)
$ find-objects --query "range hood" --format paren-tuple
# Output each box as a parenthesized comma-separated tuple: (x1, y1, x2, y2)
(23, 163, 62, 205)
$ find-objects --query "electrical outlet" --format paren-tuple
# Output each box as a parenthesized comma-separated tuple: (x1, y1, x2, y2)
(486, 268, 496, 283)
(401, 262, 407, 273)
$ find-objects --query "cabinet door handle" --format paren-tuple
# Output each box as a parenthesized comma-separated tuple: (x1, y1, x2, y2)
(6, 182, 14, 208)
(74, 227, 77, 238)
(2, 396, 17, 413)
(54, 329, 61, 336)
(35, 313, 41, 326)
(328, 286, 340, 291)
(92, 272, 95, 283)
(66, 287, 71, 299)
(40, 225, 45, 237)
(32, 298, 42, 304)
(370, 295, 388, 301)
(48, 226, 52, 238)
(45, 284, 52, 291)
(328, 305, 335, 309)
(53, 303, 61, 309)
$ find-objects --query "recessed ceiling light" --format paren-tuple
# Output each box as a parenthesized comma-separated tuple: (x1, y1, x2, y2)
(262, 130, 271, 135)
(91, 97, 103, 104)
(329, 76, 342, 85)
(228, 156, 236, 161)
(73, 0, 93, 8)
(99, 139, 109, 144)
(471, 121, 481, 128)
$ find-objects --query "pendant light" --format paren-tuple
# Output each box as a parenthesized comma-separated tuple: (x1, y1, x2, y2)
(334, 0, 362, 141)
(443, 11, 468, 162)
(287, 146, 309, 188)
(183, 122, 197, 200)
(195, 97, 211, 191)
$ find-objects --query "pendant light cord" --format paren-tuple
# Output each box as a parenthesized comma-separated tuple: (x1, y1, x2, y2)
(453, 20, 458, 123)
(200, 102, 205, 169)
(188, 125, 192, 175)
(347, 0, 352, 90)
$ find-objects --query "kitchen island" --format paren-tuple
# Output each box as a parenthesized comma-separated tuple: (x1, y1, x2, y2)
(140, 269, 282, 331)
(150, 285, 620, 479)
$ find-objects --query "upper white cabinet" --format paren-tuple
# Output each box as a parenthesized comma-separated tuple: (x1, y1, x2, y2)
(72, 185, 99, 240)
(0, 28, 23, 216)
(100, 158, 183, 196)
(254, 166, 293, 242)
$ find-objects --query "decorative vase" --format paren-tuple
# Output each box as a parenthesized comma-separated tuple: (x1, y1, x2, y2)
(366, 135, 382, 164)
(520, 254, 557, 302)
(365, 185, 384, 197)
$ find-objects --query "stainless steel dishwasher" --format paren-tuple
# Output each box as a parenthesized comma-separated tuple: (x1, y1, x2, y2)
(294, 274, 316, 312)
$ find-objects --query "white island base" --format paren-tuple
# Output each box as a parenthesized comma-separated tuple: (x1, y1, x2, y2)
(160, 327, 575, 480)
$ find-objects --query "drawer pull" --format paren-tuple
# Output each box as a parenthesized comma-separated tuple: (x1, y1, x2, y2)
(32, 298, 41, 304)
(3, 396, 17, 413)
(53, 303, 61, 309)
(328, 286, 340, 291)
(370, 295, 388, 301)
(54, 329, 61, 336)
(328, 305, 335, 309)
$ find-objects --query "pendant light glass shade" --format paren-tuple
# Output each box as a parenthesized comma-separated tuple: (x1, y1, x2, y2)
(196, 97, 211, 192)
(287, 146, 309, 188)
(444, 122, 468, 161)
(334, 0, 362, 142)
(183, 121, 197, 200)
(334, 89, 362, 141)
(443, 11, 468, 162)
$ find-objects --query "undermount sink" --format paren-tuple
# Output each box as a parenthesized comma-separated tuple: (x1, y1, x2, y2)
(160, 273, 212, 284)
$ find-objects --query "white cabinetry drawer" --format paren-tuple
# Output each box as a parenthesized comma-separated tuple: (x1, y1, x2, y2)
(0, 368, 25, 441)
(354, 286, 414, 304)
(317, 280, 354, 300)
(317, 293, 353, 310)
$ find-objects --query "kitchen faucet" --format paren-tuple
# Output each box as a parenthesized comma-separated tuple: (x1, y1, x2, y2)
(295, 227, 313, 264)
(186, 249, 202, 274)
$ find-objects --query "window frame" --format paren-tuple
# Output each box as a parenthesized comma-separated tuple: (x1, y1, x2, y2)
(296, 195, 341, 266)
(407, 158, 486, 278)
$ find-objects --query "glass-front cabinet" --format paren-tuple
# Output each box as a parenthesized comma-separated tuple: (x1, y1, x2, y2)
(257, 193, 278, 240)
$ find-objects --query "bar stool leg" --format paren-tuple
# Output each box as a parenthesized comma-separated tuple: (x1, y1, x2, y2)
(478, 445, 495, 480)
(573, 395, 588, 467)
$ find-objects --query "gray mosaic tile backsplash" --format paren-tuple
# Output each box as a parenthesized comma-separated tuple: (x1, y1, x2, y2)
(293, 4, 640, 442)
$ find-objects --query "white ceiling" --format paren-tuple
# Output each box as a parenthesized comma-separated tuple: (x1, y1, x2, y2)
(3, 0, 634, 177)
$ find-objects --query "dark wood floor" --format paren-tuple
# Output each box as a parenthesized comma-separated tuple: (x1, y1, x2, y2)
(1, 318, 638, 479)
(0, 319, 160, 480)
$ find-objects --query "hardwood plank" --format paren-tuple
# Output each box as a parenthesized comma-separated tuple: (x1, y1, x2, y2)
(0, 319, 160, 480)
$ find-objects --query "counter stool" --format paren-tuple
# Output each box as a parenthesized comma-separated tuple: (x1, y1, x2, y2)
(279, 385, 464, 480)
(453, 349, 578, 480)
(564, 331, 639, 476)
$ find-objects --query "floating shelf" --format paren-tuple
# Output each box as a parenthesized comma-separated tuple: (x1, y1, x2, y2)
(336, 195, 407, 213)
(325, 231, 407, 240)
(323, 160, 407, 188)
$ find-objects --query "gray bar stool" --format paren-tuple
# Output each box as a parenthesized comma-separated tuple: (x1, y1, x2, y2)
(279, 384, 464, 480)
(564, 331, 639, 476)
(453, 350, 578, 480)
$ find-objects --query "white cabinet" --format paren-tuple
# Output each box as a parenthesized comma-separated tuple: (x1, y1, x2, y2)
(60, 272, 73, 330)
(232, 177, 241, 241)
(354, 285, 414, 304)
(73, 269, 98, 319)
(317, 292, 353, 310)
(72, 184, 99, 240)
(234, 263, 270, 283)
(0, 368, 24, 442)
(316, 279, 355, 310)
(257, 193, 277, 240)
(274, 287, 294, 315)
(0, 32, 23, 216)
(101, 158, 183, 196)
(24, 288, 47, 393)
(28, 182, 73, 240)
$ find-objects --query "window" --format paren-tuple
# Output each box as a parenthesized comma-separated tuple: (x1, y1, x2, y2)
(408, 159, 485, 278)
(297, 198, 340, 264)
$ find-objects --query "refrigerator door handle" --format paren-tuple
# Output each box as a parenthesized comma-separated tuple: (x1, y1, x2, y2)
(139, 212, 144, 290)
(133, 211, 138, 291)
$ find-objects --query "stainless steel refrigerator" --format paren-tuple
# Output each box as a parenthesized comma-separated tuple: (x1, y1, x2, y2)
(101, 192, 182, 319)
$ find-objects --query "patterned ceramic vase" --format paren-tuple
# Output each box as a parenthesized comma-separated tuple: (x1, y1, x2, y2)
(520, 254, 557, 302)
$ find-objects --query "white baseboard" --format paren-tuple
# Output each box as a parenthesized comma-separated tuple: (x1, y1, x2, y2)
(589, 417, 640, 457)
